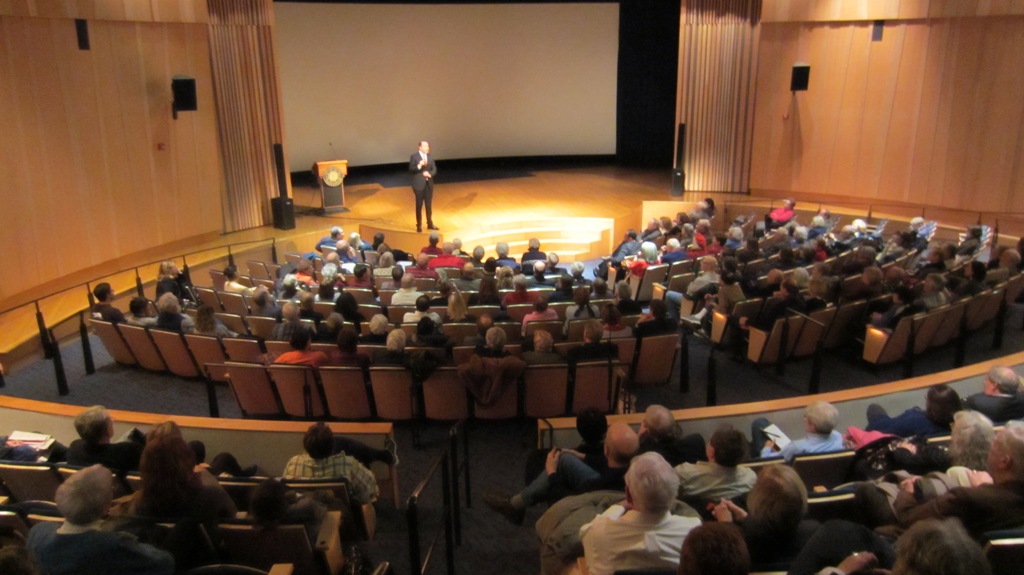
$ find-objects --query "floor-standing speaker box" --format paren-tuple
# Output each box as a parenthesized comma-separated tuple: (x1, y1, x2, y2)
(271, 197, 295, 230)
(670, 169, 685, 197)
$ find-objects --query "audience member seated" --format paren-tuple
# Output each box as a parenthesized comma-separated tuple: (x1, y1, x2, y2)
(193, 304, 235, 338)
(864, 383, 961, 438)
(741, 279, 806, 332)
(250, 478, 327, 545)
(314, 225, 344, 254)
(274, 326, 328, 367)
(566, 320, 618, 366)
(391, 273, 423, 306)
(521, 237, 547, 270)
(503, 276, 538, 308)
(462, 314, 493, 347)
(564, 287, 600, 334)
(406, 253, 440, 280)
(404, 295, 443, 327)
(495, 241, 520, 272)
(428, 241, 463, 269)
(634, 299, 676, 338)
(918, 273, 951, 311)
(373, 329, 409, 366)
(580, 452, 701, 575)
(987, 248, 1022, 286)
(614, 280, 642, 316)
(637, 405, 705, 466)
(327, 328, 370, 368)
(359, 314, 390, 345)
(569, 261, 592, 287)
(766, 198, 796, 230)
(522, 298, 558, 336)
(677, 522, 750, 575)
(67, 405, 144, 475)
(965, 365, 1024, 422)
(91, 282, 126, 324)
(27, 464, 174, 575)
(270, 302, 301, 341)
(601, 305, 632, 340)
(222, 264, 255, 295)
(469, 245, 486, 268)
(890, 421, 1024, 538)
(154, 292, 194, 333)
(296, 292, 324, 327)
(347, 264, 374, 292)
(598, 230, 640, 281)
(282, 422, 379, 505)
(675, 426, 755, 502)
(121, 422, 237, 523)
(915, 249, 947, 280)
(484, 423, 639, 525)
(951, 260, 987, 300)
(523, 330, 564, 365)
(427, 279, 451, 307)
(713, 464, 818, 568)
(467, 276, 502, 307)
(249, 286, 280, 318)
(125, 297, 157, 327)
(155, 260, 192, 305)
(547, 276, 574, 304)
(526, 261, 556, 288)
(420, 231, 443, 256)
(473, 326, 510, 358)
(334, 240, 358, 264)
(547, 253, 566, 277)
(412, 317, 452, 350)
(751, 401, 844, 462)
(453, 262, 480, 292)
(446, 288, 475, 324)
(869, 285, 920, 331)
(666, 256, 719, 320)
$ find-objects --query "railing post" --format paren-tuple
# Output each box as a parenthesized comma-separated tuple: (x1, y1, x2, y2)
(406, 496, 420, 573)
(49, 329, 69, 396)
(135, 268, 145, 297)
(79, 312, 95, 375)
(808, 339, 823, 395)
(36, 302, 53, 359)
(776, 319, 788, 377)
(227, 246, 235, 267)
(441, 452, 455, 575)
(955, 312, 967, 367)
(271, 238, 279, 264)
(903, 321, 916, 380)
(705, 348, 717, 407)
(994, 297, 1006, 350)
(448, 426, 463, 545)
(678, 327, 689, 393)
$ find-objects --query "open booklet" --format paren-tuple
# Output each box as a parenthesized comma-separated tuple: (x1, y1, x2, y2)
(7, 430, 56, 451)
(761, 424, 792, 450)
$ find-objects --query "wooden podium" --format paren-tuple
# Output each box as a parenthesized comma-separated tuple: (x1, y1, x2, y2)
(312, 160, 348, 214)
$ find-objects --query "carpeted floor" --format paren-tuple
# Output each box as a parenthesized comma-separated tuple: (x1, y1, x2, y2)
(4, 303, 1024, 574)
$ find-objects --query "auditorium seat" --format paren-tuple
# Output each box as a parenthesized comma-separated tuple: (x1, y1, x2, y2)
(747, 316, 804, 366)
(219, 510, 344, 575)
(628, 333, 676, 387)
(149, 329, 201, 378)
(421, 367, 470, 421)
(267, 365, 325, 419)
(216, 313, 251, 336)
(0, 462, 63, 503)
(368, 367, 417, 420)
(791, 450, 856, 491)
(223, 338, 268, 364)
(226, 363, 284, 419)
(571, 360, 620, 414)
(118, 325, 168, 372)
(318, 366, 375, 420)
(89, 319, 138, 366)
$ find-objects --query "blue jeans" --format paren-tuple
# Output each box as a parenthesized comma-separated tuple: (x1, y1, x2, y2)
(520, 452, 600, 507)
(665, 290, 684, 319)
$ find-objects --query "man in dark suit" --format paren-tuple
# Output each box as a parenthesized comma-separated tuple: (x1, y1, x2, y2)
(410, 140, 438, 232)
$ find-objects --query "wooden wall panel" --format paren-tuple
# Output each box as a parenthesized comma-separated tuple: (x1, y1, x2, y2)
(762, 0, 1024, 22)
(0, 15, 223, 303)
(750, 15, 1024, 214)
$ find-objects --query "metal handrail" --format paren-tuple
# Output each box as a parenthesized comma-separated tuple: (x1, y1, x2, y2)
(406, 420, 466, 575)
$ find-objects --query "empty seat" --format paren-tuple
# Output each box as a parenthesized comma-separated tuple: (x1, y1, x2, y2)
(791, 450, 856, 491)
(368, 367, 417, 420)
(0, 462, 63, 502)
(226, 363, 283, 419)
(219, 510, 344, 575)
(149, 329, 201, 378)
(89, 319, 137, 366)
(421, 367, 470, 421)
(118, 325, 168, 372)
(267, 365, 325, 419)
(571, 360, 619, 414)
(628, 333, 676, 387)
(318, 367, 375, 420)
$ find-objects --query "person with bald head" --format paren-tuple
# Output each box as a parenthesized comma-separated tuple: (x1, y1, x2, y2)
(638, 405, 706, 466)
(391, 273, 424, 306)
(581, 452, 701, 575)
(453, 262, 480, 292)
(406, 253, 440, 280)
(965, 365, 1024, 422)
(485, 423, 640, 525)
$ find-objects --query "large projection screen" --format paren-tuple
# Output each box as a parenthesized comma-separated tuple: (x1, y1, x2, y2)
(275, 2, 619, 171)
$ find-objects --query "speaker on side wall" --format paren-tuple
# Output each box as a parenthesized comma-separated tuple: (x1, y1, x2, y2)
(172, 76, 197, 112)
(791, 64, 811, 92)
(273, 143, 288, 199)
(271, 197, 296, 231)
(670, 123, 685, 197)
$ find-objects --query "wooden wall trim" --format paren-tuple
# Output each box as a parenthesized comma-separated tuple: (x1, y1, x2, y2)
(762, 0, 1024, 23)
(0, 0, 210, 23)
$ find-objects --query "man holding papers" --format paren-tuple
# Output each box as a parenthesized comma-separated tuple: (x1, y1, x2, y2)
(750, 401, 845, 462)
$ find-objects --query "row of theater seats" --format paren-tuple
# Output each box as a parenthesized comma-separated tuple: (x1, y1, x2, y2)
(0, 460, 389, 575)
(88, 318, 679, 419)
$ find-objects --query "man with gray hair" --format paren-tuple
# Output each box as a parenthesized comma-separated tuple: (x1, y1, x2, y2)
(751, 401, 844, 462)
(522, 237, 547, 268)
(894, 421, 1024, 538)
(27, 464, 174, 574)
(315, 225, 343, 253)
(453, 262, 480, 292)
(270, 302, 302, 341)
(637, 405, 705, 466)
(966, 365, 1024, 422)
(580, 452, 701, 575)
(570, 261, 592, 287)
(67, 406, 143, 474)
(470, 245, 486, 267)
(495, 241, 519, 272)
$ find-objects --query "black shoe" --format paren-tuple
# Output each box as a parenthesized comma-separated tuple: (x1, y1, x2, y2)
(417, 225, 422, 233)
(484, 492, 525, 525)
(427, 224, 440, 231)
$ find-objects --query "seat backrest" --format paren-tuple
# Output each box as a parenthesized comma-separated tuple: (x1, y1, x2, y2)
(805, 491, 858, 524)
(318, 367, 374, 419)
(267, 365, 325, 419)
(986, 533, 1024, 575)
(149, 329, 200, 378)
(247, 260, 271, 280)
(549, 302, 573, 321)
(571, 361, 617, 414)
(525, 320, 564, 342)
(209, 269, 228, 291)
(223, 337, 267, 364)
(368, 367, 417, 420)
(118, 325, 168, 371)
(344, 288, 375, 304)
(226, 363, 283, 419)
(219, 522, 319, 575)
(791, 306, 836, 358)
(89, 319, 137, 365)
(264, 340, 294, 359)
(912, 306, 948, 354)
(216, 313, 250, 337)
(505, 304, 533, 323)
(748, 316, 804, 365)
(196, 287, 223, 311)
(929, 300, 966, 348)
(635, 264, 669, 302)
(247, 316, 279, 340)
(442, 322, 478, 343)
(421, 367, 469, 421)
(791, 450, 856, 490)
(387, 306, 414, 325)
(822, 300, 866, 349)
(565, 319, 589, 342)
(0, 462, 63, 502)
(863, 314, 914, 365)
(523, 364, 570, 418)
(219, 292, 250, 316)
(630, 334, 677, 386)
(665, 272, 696, 293)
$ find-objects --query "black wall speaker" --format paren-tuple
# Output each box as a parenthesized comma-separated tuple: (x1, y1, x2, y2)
(75, 19, 90, 50)
(172, 76, 197, 112)
(671, 169, 685, 197)
(791, 64, 811, 92)
(271, 197, 296, 231)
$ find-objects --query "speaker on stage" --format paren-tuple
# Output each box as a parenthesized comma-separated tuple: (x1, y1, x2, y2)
(172, 76, 197, 119)
(271, 197, 295, 230)
(791, 64, 810, 92)
(671, 169, 685, 197)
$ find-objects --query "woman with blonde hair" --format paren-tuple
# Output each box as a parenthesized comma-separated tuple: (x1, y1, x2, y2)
(447, 288, 475, 323)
